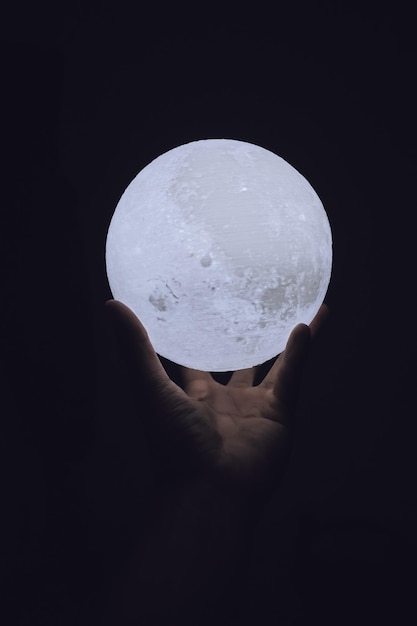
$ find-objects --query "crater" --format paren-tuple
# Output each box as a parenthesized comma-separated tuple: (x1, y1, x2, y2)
(149, 294, 167, 311)
(200, 254, 212, 267)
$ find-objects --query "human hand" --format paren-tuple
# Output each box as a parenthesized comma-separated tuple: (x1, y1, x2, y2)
(105, 300, 328, 497)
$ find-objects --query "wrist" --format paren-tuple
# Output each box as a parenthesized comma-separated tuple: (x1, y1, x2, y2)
(156, 475, 264, 530)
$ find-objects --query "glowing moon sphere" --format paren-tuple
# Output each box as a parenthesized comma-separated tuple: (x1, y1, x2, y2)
(106, 139, 332, 371)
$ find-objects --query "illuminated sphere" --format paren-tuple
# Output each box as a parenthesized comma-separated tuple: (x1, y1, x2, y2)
(106, 139, 332, 371)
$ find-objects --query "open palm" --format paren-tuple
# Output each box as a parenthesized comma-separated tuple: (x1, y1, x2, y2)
(105, 300, 327, 493)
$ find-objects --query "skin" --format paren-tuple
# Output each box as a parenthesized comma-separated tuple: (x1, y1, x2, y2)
(103, 300, 328, 624)
(105, 300, 328, 494)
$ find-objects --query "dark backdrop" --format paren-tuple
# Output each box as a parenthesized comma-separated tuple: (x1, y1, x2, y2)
(2, 2, 416, 625)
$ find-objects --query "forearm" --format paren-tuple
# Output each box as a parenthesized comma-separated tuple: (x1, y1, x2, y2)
(108, 480, 260, 625)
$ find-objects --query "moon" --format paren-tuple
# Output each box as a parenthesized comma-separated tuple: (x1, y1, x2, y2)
(105, 139, 332, 371)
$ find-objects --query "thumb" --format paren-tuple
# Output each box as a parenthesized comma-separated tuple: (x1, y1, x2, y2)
(104, 300, 196, 480)
(104, 299, 172, 399)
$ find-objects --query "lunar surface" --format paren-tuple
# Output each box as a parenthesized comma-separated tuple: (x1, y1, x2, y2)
(106, 139, 332, 371)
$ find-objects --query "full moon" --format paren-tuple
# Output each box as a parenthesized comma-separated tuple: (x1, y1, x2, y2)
(106, 139, 332, 371)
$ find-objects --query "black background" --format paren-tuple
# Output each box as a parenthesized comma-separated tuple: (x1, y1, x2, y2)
(1, 2, 416, 624)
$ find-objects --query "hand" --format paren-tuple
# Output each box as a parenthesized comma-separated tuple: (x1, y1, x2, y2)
(105, 300, 328, 497)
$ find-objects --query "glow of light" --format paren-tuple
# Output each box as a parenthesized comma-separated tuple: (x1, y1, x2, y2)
(106, 139, 332, 371)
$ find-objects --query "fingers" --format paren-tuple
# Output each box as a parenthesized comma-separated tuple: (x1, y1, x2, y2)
(309, 303, 329, 339)
(273, 303, 328, 408)
(260, 322, 309, 391)
(181, 367, 213, 399)
(261, 303, 329, 390)
(271, 323, 311, 411)
(104, 299, 172, 392)
(228, 367, 256, 388)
